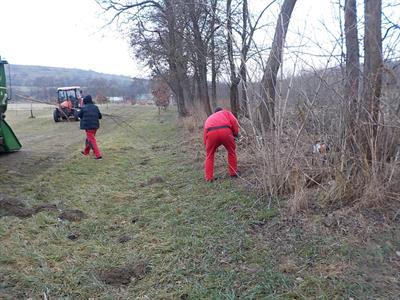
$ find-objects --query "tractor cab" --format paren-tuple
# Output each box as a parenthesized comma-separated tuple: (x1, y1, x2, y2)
(53, 86, 83, 122)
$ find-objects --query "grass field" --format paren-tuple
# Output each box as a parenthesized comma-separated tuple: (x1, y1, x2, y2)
(0, 105, 399, 299)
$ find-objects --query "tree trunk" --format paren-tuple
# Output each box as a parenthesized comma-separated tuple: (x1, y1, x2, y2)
(182, 72, 193, 108)
(259, 0, 297, 130)
(343, 0, 360, 152)
(198, 55, 212, 116)
(227, 0, 240, 117)
(361, 0, 382, 158)
(239, 0, 249, 118)
(239, 59, 248, 117)
(210, 0, 218, 110)
(169, 59, 188, 117)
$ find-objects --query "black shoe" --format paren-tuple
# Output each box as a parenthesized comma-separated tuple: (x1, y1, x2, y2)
(206, 177, 218, 182)
(95, 156, 102, 160)
(81, 151, 88, 156)
(230, 171, 241, 178)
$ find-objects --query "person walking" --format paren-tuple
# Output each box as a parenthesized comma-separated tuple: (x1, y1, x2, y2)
(78, 95, 102, 159)
(203, 107, 239, 182)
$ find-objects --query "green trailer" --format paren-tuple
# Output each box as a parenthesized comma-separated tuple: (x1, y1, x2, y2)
(0, 56, 21, 152)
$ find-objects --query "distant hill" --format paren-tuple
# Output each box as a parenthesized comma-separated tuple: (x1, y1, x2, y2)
(8, 64, 150, 102)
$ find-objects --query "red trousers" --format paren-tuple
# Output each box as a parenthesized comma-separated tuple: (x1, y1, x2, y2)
(204, 128, 237, 181)
(83, 129, 101, 158)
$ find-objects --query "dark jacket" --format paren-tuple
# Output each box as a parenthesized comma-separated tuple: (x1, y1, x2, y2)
(78, 96, 102, 130)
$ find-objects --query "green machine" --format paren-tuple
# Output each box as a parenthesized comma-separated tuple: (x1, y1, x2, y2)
(0, 57, 21, 152)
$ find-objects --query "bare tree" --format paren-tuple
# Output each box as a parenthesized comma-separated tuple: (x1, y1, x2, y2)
(239, 0, 277, 118)
(164, 0, 189, 117)
(227, 0, 240, 117)
(259, 0, 297, 130)
(186, 0, 212, 116)
(96, 0, 189, 117)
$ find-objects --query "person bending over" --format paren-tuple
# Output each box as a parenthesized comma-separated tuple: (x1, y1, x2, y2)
(203, 107, 240, 182)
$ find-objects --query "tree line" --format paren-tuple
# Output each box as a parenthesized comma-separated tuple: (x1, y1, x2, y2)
(9, 64, 150, 102)
(98, 0, 400, 205)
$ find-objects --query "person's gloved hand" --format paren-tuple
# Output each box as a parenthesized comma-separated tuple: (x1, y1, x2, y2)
(234, 134, 240, 141)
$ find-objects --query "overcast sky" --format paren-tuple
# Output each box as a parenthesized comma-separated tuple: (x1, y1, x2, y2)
(0, 0, 336, 79)
(0, 0, 144, 77)
(1, 1, 398, 80)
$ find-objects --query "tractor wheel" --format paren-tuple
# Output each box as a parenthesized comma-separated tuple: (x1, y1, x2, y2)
(53, 109, 60, 122)
(73, 110, 80, 121)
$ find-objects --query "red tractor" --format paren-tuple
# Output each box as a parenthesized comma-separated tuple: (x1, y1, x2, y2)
(53, 86, 83, 122)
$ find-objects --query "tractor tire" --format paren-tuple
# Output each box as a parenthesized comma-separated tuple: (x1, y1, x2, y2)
(53, 109, 60, 122)
(73, 110, 80, 121)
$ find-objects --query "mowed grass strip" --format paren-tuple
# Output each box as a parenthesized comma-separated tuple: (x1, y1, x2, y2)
(2, 106, 269, 299)
(1, 106, 398, 299)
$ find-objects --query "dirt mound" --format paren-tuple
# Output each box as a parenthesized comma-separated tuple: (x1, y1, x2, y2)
(0, 198, 87, 223)
(0, 198, 58, 218)
(97, 260, 149, 285)
(58, 209, 87, 222)
(139, 157, 151, 165)
(117, 234, 131, 243)
(34, 204, 58, 213)
(0, 199, 33, 218)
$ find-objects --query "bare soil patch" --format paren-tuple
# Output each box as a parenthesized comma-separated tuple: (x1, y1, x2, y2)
(97, 260, 149, 285)
(0, 198, 58, 218)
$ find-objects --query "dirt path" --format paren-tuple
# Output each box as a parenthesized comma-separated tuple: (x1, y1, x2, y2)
(0, 105, 131, 194)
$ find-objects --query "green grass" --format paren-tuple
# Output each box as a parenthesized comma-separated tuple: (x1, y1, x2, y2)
(1, 106, 399, 299)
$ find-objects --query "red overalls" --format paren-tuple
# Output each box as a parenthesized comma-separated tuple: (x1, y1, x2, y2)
(82, 129, 102, 158)
(203, 110, 239, 181)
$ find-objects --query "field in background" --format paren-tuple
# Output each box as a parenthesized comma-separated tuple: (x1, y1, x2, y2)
(0, 106, 399, 299)
(8, 103, 54, 111)
(7, 102, 152, 110)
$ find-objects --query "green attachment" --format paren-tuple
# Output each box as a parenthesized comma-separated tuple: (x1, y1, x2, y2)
(0, 56, 7, 112)
(0, 55, 21, 152)
(0, 118, 22, 152)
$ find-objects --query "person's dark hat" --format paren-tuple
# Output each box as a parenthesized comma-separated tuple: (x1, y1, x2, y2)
(214, 106, 223, 113)
(83, 95, 93, 104)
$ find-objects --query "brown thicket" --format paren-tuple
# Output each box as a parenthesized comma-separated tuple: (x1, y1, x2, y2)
(151, 77, 171, 114)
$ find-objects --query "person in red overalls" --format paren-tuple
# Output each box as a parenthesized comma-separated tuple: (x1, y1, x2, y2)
(203, 107, 239, 182)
